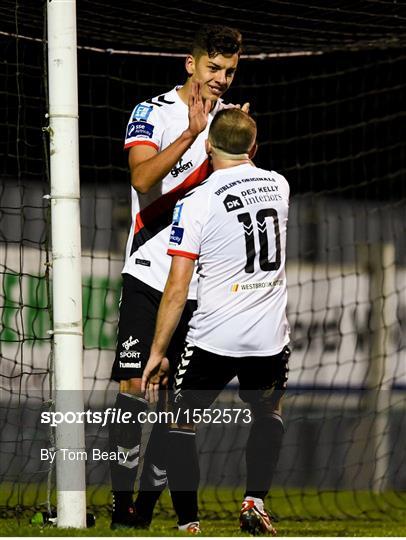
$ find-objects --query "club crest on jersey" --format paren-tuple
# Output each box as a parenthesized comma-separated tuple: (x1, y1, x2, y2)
(172, 203, 183, 226)
(223, 194, 243, 212)
(132, 103, 153, 121)
(127, 121, 154, 139)
(170, 226, 184, 245)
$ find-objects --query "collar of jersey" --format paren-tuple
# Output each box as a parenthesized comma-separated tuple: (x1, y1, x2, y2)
(213, 162, 254, 175)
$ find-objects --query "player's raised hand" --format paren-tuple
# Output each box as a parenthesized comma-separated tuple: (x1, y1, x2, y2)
(187, 81, 212, 137)
(141, 354, 169, 403)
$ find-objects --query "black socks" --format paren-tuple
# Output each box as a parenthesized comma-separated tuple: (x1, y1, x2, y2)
(245, 413, 284, 500)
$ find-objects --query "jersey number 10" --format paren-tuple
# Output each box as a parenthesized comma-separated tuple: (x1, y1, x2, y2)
(237, 209, 281, 273)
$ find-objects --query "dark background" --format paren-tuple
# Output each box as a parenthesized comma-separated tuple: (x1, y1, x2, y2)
(0, 0, 405, 200)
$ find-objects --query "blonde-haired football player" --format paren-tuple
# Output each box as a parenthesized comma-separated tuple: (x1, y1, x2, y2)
(143, 109, 290, 535)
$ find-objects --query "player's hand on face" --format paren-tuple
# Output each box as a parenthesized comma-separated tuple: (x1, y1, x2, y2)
(187, 81, 211, 137)
(141, 355, 170, 403)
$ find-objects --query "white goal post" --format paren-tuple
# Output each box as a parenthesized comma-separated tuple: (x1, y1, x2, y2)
(47, 0, 86, 528)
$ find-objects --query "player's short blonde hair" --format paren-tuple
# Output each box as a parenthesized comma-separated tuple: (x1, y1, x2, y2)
(208, 109, 257, 155)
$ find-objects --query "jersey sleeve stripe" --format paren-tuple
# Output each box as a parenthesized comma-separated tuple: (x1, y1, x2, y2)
(124, 140, 159, 151)
(167, 249, 198, 260)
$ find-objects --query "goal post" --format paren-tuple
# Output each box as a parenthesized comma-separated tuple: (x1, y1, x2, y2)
(366, 243, 396, 492)
(47, 0, 86, 528)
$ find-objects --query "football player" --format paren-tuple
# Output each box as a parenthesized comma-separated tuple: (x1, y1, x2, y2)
(142, 108, 290, 535)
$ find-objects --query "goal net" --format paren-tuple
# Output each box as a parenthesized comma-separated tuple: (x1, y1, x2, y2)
(1, 0, 405, 523)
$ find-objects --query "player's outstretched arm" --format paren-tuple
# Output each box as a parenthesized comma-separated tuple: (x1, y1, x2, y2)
(129, 82, 211, 194)
(142, 256, 195, 402)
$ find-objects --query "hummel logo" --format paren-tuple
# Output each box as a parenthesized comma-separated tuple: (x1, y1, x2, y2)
(146, 95, 175, 107)
(122, 336, 139, 351)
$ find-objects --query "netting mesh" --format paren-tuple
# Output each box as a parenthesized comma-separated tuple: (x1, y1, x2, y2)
(2, 0, 406, 53)
(1, 0, 405, 523)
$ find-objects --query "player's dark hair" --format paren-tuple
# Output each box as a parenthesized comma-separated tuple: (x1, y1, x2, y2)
(192, 25, 242, 58)
(209, 109, 256, 154)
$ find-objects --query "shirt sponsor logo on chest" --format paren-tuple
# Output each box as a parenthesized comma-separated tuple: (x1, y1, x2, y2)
(171, 158, 193, 178)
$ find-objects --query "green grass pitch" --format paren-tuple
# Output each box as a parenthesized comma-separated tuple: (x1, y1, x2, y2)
(1, 484, 405, 536)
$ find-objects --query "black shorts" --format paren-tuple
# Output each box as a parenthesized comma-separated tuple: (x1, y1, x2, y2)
(172, 343, 290, 410)
(111, 274, 197, 382)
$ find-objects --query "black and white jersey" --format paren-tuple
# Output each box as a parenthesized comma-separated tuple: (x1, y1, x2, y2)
(168, 163, 290, 356)
(123, 86, 225, 297)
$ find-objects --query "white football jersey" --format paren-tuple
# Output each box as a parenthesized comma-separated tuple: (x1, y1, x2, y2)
(122, 86, 225, 297)
(168, 163, 290, 357)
